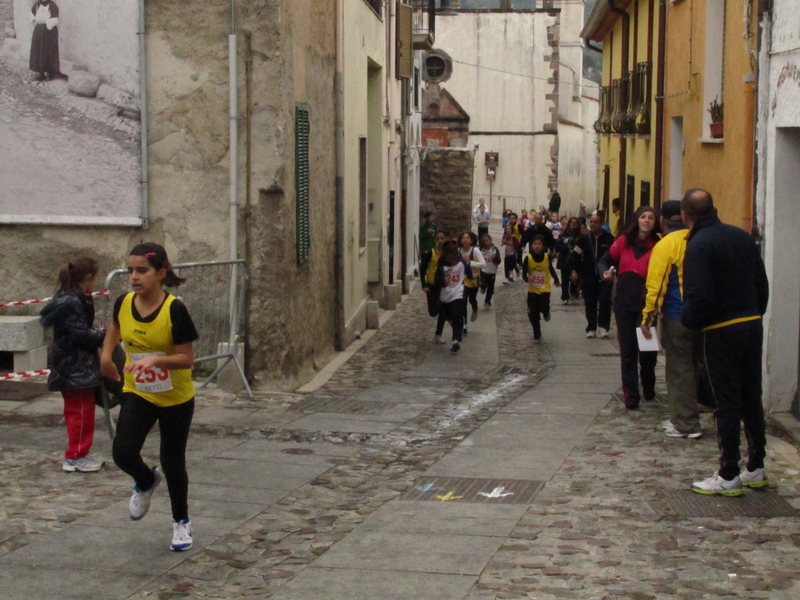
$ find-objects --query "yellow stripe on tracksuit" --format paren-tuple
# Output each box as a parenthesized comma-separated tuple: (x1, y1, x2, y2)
(702, 315, 761, 331)
(641, 229, 689, 327)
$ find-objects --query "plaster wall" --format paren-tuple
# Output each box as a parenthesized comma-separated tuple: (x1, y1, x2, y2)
(755, 2, 800, 415)
(13, 0, 139, 94)
(1, 0, 339, 391)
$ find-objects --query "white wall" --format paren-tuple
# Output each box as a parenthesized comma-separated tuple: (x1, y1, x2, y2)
(14, 0, 140, 94)
(755, 2, 800, 415)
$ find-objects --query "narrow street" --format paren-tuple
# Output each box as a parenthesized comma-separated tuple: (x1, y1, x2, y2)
(1, 237, 800, 599)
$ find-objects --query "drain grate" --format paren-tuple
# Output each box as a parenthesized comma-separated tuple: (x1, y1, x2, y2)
(403, 477, 544, 505)
(660, 490, 798, 518)
(291, 397, 389, 415)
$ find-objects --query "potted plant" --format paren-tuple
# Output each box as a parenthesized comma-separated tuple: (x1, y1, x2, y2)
(708, 97, 724, 139)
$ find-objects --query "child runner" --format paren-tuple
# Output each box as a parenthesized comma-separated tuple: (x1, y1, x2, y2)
(479, 233, 501, 307)
(501, 224, 520, 283)
(40, 257, 105, 473)
(434, 241, 473, 353)
(507, 212, 524, 277)
(458, 231, 486, 330)
(100, 243, 199, 552)
(522, 235, 560, 343)
(420, 230, 448, 343)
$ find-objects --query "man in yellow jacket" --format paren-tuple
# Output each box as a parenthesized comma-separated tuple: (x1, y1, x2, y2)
(640, 200, 701, 438)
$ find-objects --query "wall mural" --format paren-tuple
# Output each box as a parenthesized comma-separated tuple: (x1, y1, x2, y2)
(0, 0, 143, 225)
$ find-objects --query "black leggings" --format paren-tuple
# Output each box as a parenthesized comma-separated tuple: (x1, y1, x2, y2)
(465, 286, 479, 313)
(113, 393, 194, 521)
(424, 285, 440, 317)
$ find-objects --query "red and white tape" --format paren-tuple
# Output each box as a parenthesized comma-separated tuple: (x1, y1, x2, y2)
(0, 369, 50, 381)
(0, 289, 110, 309)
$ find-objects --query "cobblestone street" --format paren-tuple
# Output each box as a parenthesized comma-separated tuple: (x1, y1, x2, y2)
(1, 271, 800, 600)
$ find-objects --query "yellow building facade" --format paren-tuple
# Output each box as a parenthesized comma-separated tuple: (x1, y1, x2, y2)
(582, 0, 663, 232)
(661, 0, 757, 231)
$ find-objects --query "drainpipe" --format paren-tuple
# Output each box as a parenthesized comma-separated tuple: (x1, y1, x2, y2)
(586, 40, 603, 53)
(243, 29, 253, 380)
(334, 0, 346, 350)
(228, 1, 239, 343)
(138, 0, 149, 228)
(653, 0, 666, 206)
(608, 0, 630, 223)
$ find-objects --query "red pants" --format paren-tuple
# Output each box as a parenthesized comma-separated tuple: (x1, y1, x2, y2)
(62, 388, 96, 460)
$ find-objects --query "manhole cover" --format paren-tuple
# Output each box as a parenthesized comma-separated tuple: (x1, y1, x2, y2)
(403, 477, 544, 505)
(660, 490, 798, 518)
(281, 448, 315, 456)
(291, 397, 389, 415)
(0, 381, 50, 402)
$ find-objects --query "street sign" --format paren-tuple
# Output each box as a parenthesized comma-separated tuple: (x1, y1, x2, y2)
(485, 152, 499, 166)
(486, 166, 496, 181)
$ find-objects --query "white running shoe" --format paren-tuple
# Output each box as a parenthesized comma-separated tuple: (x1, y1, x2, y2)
(740, 467, 769, 488)
(598, 328, 610, 339)
(171, 518, 193, 552)
(691, 472, 743, 496)
(432, 334, 446, 345)
(62, 454, 103, 473)
(664, 423, 702, 439)
(470, 310, 478, 322)
(129, 467, 162, 520)
(450, 341, 461, 353)
(661, 419, 673, 429)
(586, 330, 596, 339)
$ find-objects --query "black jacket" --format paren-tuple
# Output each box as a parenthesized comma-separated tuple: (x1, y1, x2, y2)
(682, 214, 769, 331)
(523, 223, 555, 251)
(548, 193, 561, 214)
(40, 291, 105, 391)
(573, 230, 615, 278)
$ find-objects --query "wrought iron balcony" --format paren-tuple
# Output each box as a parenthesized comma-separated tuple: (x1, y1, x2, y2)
(408, 0, 436, 50)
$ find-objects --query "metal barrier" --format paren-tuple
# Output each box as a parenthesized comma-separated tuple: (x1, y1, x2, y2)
(472, 194, 529, 218)
(103, 259, 253, 398)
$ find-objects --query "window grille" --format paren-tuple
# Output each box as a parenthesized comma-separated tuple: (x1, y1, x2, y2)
(295, 105, 311, 266)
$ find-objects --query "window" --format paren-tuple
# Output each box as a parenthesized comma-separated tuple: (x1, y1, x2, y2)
(640, 181, 651, 208)
(295, 105, 310, 266)
(359, 137, 368, 249)
(365, 0, 382, 15)
(703, 0, 726, 137)
(422, 49, 453, 83)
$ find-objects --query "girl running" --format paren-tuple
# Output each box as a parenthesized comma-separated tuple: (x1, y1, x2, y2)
(458, 231, 485, 329)
(40, 257, 105, 473)
(479, 233, 501, 307)
(420, 230, 447, 343)
(434, 241, 473, 353)
(522, 235, 560, 343)
(100, 243, 199, 552)
(556, 217, 582, 304)
(501, 224, 520, 283)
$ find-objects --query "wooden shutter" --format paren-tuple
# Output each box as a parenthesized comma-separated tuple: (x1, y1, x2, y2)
(396, 2, 413, 80)
(295, 104, 310, 266)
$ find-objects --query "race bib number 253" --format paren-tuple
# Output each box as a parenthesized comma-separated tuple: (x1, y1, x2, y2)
(129, 352, 173, 393)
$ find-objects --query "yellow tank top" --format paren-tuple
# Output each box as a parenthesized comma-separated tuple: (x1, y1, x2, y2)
(426, 250, 441, 285)
(461, 247, 480, 288)
(526, 254, 552, 294)
(118, 293, 195, 407)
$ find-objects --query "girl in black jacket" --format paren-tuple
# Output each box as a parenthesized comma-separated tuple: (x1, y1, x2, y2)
(40, 258, 105, 472)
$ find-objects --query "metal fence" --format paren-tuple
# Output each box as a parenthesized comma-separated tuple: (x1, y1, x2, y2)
(103, 259, 252, 398)
(472, 194, 529, 217)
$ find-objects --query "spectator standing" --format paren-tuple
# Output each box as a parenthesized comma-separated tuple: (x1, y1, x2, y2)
(548, 190, 562, 215)
(599, 206, 660, 409)
(640, 200, 701, 438)
(680, 189, 769, 496)
(473, 204, 491, 239)
(419, 211, 438, 255)
(30, 0, 61, 81)
(572, 213, 614, 338)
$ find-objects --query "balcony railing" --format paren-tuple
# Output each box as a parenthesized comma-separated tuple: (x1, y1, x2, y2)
(408, 0, 436, 50)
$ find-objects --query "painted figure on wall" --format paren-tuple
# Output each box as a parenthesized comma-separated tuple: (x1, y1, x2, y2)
(30, 0, 62, 81)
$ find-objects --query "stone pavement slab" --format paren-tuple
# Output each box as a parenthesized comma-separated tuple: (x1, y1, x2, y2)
(190, 457, 326, 490)
(424, 443, 576, 481)
(0, 564, 155, 600)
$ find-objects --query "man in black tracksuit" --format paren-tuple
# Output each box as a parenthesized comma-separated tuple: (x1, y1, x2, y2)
(572, 213, 614, 337)
(681, 189, 769, 497)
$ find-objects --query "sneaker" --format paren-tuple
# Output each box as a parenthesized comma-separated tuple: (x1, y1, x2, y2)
(63, 454, 103, 473)
(129, 467, 162, 520)
(479, 287, 486, 295)
(463, 326, 469, 336)
(562, 299, 569, 305)
(586, 330, 596, 339)
(543, 311, 551, 322)
(661, 419, 674, 429)
(470, 310, 478, 322)
(485, 301, 492, 308)
(691, 472, 743, 497)
(171, 518, 193, 552)
(664, 423, 702, 439)
(503, 279, 510, 285)
(598, 328, 610, 339)
(740, 467, 769, 488)
(432, 334, 446, 345)
(450, 342, 461, 353)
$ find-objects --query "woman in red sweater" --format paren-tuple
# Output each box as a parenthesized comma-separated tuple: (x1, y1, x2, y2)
(600, 206, 660, 409)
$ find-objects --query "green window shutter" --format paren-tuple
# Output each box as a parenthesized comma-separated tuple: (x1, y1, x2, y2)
(296, 104, 310, 266)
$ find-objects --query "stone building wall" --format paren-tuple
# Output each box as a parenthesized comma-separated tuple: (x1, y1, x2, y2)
(419, 147, 474, 238)
(0, 0, 338, 391)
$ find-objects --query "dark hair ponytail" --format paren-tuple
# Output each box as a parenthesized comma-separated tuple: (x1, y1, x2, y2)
(129, 243, 186, 287)
(56, 257, 98, 295)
